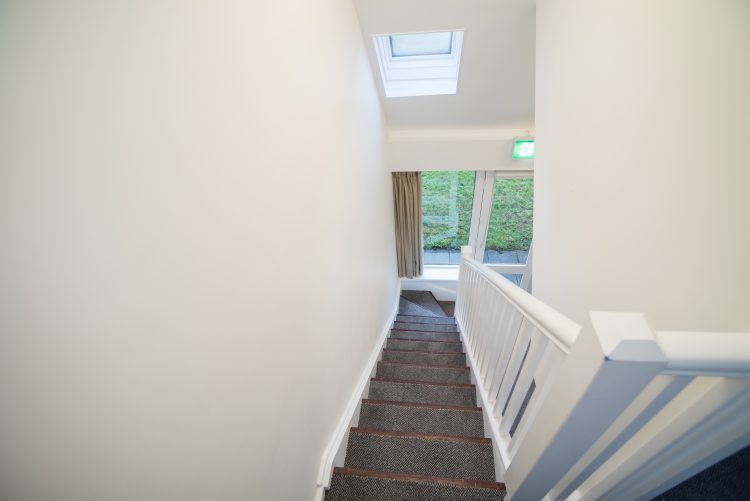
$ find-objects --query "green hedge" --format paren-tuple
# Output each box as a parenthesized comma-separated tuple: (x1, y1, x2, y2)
(422, 172, 533, 251)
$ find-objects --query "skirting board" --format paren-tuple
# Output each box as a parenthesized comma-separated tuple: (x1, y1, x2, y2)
(313, 280, 402, 501)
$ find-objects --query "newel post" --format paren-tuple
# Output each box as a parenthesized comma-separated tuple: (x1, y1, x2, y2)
(505, 312, 668, 501)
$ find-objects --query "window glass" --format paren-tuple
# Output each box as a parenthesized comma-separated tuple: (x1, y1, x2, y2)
(422, 171, 475, 265)
(390, 32, 453, 57)
(483, 178, 534, 265)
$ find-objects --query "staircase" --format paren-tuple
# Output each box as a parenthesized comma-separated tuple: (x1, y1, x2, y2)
(325, 291, 506, 500)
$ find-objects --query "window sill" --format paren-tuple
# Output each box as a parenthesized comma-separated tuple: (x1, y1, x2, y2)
(420, 265, 460, 281)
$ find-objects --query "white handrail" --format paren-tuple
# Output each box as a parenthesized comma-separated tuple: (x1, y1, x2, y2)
(455, 248, 750, 501)
(461, 256, 579, 352)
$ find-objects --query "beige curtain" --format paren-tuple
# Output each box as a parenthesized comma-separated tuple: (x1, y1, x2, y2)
(392, 172, 423, 278)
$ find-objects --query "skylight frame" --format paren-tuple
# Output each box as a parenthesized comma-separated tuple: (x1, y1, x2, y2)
(372, 30, 464, 98)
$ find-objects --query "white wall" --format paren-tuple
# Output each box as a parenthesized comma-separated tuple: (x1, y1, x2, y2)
(0, 1, 398, 500)
(387, 129, 535, 172)
(534, 0, 750, 332)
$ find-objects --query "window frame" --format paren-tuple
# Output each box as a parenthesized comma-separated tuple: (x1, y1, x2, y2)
(372, 31, 464, 98)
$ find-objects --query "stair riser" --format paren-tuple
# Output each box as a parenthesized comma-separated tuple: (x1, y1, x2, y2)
(376, 363, 471, 384)
(381, 351, 466, 366)
(391, 330, 461, 343)
(359, 403, 484, 437)
(396, 314, 456, 325)
(369, 380, 476, 407)
(386, 339, 463, 353)
(345, 432, 495, 481)
(392, 322, 459, 333)
(326, 474, 506, 501)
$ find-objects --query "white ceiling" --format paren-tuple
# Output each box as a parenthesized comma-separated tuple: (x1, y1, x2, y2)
(353, 0, 536, 129)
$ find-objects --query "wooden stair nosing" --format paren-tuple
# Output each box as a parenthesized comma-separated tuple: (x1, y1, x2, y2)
(350, 427, 492, 445)
(332, 467, 506, 491)
(370, 377, 474, 389)
(361, 399, 481, 412)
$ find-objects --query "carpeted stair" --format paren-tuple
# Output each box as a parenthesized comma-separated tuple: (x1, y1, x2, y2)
(325, 310, 506, 500)
(398, 290, 454, 318)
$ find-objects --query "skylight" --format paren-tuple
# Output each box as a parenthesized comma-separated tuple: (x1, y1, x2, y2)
(373, 30, 464, 98)
(390, 32, 453, 57)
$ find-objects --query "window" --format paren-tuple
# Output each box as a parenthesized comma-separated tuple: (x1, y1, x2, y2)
(390, 32, 453, 57)
(422, 171, 476, 265)
(483, 178, 534, 265)
(417, 170, 533, 288)
(372, 31, 464, 98)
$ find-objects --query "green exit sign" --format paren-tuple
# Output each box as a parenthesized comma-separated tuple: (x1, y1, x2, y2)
(513, 139, 535, 159)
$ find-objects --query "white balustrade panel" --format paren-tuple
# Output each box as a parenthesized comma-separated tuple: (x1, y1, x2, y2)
(455, 248, 750, 501)
(455, 251, 580, 467)
(552, 330, 750, 501)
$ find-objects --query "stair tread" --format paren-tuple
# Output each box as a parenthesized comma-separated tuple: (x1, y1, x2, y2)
(398, 297, 442, 318)
(333, 467, 506, 490)
(386, 338, 465, 353)
(388, 337, 462, 344)
(359, 400, 485, 437)
(392, 324, 460, 333)
(345, 427, 495, 481)
(383, 348, 465, 355)
(326, 468, 506, 501)
(371, 377, 474, 388)
(379, 361, 469, 371)
(400, 291, 447, 317)
(381, 350, 466, 367)
(389, 332, 462, 342)
(351, 427, 490, 444)
(397, 313, 456, 321)
(361, 399, 481, 412)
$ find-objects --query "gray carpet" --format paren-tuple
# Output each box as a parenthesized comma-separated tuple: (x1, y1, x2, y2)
(652, 444, 750, 500)
(326, 314, 506, 500)
(390, 329, 461, 343)
(376, 362, 471, 384)
(398, 297, 441, 318)
(386, 338, 464, 352)
(400, 290, 447, 318)
(327, 470, 506, 501)
(392, 321, 459, 333)
(359, 401, 484, 437)
(381, 349, 466, 367)
(396, 314, 456, 325)
(438, 300, 456, 317)
(368, 379, 477, 407)
(345, 430, 495, 480)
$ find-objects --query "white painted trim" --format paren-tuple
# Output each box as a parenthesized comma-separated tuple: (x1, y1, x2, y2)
(313, 280, 402, 501)
(388, 128, 535, 142)
(373, 31, 464, 98)
(656, 330, 750, 378)
(457, 315, 510, 478)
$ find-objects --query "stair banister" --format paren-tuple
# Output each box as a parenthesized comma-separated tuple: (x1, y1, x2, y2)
(504, 312, 668, 500)
(455, 246, 750, 501)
